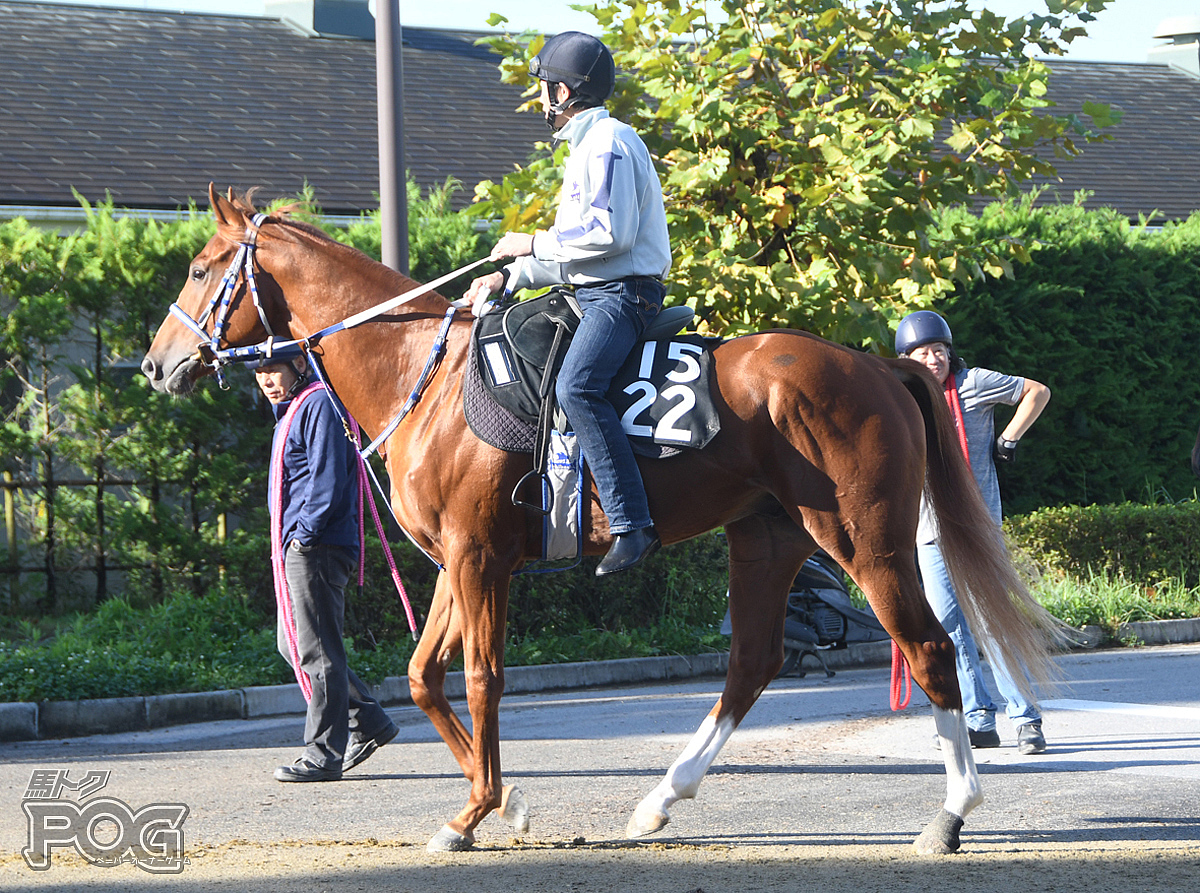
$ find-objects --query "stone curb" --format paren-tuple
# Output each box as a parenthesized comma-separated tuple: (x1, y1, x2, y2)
(0, 702, 38, 741)
(1116, 618, 1200, 645)
(3, 621, 1197, 743)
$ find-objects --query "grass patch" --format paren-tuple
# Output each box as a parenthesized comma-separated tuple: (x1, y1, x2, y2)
(1032, 567, 1200, 632)
(3, 566, 1199, 704)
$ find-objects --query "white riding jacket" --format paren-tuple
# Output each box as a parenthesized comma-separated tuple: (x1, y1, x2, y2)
(507, 107, 671, 291)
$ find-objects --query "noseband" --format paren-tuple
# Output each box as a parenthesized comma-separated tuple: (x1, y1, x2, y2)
(168, 212, 277, 388)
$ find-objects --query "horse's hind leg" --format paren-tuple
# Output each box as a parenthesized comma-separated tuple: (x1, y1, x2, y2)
(627, 512, 810, 838)
(843, 550, 981, 854)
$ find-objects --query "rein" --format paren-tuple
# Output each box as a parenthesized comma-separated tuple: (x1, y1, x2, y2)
(170, 233, 490, 380)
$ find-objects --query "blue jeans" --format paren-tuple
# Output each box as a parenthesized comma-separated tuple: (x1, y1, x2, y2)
(281, 543, 393, 768)
(916, 542, 1041, 730)
(556, 277, 664, 534)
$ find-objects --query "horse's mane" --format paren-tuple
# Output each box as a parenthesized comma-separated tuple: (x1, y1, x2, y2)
(227, 187, 339, 244)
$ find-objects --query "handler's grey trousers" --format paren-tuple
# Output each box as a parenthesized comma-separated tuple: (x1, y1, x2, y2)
(280, 542, 392, 769)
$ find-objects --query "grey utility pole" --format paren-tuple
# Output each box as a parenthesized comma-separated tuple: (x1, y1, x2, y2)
(375, 0, 409, 274)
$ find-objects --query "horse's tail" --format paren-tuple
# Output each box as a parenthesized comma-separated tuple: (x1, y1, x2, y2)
(888, 359, 1063, 697)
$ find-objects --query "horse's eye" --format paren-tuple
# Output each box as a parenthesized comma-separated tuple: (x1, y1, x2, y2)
(190, 267, 206, 281)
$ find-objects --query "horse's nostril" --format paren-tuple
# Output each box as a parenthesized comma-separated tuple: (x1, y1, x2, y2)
(140, 355, 159, 380)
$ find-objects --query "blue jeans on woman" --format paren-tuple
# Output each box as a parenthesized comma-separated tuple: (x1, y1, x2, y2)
(916, 542, 1041, 731)
(556, 276, 664, 534)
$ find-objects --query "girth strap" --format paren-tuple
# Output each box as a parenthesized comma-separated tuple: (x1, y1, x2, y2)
(511, 316, 573, 515)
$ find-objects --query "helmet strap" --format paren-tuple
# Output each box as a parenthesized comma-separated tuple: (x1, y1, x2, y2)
(545, 81, 567, 130)
(544, 82, 592, 131)
(283, 365, 309, 401)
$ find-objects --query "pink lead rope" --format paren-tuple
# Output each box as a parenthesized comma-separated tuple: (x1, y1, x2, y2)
(270, 384, 419, 704)
(347, 417, 418, 636)
(269, 382, 325, 702)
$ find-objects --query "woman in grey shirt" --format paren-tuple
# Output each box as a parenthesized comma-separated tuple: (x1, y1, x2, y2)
(897, 310, 1052, 755)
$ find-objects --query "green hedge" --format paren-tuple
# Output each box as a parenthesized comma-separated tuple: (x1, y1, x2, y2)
(938, 198, 1200, 513)
(9, 505, 1200, 703)
(1006, 500, 1200, 586)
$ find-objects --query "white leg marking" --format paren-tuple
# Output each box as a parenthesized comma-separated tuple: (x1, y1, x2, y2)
(498, 784, 530, 834)
(626, 713, 735, 838)
(932, 706, 983, 818)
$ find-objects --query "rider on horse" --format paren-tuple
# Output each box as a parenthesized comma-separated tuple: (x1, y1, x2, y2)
(464, 31, 672, 575)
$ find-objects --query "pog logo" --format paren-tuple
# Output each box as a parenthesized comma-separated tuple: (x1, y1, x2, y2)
(21, 769, 189, 873)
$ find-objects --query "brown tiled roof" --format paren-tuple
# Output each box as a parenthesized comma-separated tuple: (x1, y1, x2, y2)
(2, 3, 1199, 221)
(0, 1, 546, 213)
(1024, 60, 1200, 223)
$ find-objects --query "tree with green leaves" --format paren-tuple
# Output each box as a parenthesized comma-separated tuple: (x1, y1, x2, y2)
(0, 180, 488, 616)
(475, 0, 1116, 348)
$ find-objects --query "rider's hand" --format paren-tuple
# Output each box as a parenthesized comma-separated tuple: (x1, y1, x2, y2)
(489, 232, 535, 262)
(994, 435, 1019, 463)
(463, 271, 505, 317)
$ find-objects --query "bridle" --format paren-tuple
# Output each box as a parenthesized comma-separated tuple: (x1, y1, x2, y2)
(168, 212, 276, 388)
(167, 212, 491, 390)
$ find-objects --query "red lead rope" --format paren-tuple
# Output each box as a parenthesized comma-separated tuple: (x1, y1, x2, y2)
(890, 641, 912, 710)
(890, 373, 969, 711)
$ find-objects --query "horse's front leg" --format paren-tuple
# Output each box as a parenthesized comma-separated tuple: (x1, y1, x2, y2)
(407, 570, 473, 776)
(424, 554, 528, 852)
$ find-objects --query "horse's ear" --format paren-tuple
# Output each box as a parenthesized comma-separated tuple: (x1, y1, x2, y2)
(209, 183, 243, 235)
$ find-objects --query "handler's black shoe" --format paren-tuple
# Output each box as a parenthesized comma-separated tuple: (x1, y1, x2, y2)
(969, 728, 1001, 748)
(1017, 721, 1046, 755)
(595, 526, 660, 576)
(344, 722, 398, 772)
(933, 728, 1000, 751)
(274, 758, 342, 783)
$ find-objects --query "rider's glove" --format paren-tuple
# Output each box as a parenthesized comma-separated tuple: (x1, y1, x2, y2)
(994, 436, 1019, 463)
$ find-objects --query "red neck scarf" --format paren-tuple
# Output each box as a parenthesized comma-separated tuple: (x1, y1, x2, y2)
(943, 373, 969, 462)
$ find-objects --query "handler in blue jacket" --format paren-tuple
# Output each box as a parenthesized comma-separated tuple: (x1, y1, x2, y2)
(252, 353, 398, 782)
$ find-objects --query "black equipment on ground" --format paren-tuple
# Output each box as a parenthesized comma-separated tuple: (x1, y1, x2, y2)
(721, 549, 892, 678)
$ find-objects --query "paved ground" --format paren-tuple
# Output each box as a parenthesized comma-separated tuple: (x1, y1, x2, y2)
(1, 644, 1197, 891)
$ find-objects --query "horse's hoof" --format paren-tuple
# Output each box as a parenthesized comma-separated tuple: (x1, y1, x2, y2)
(913, 808, 964, 855)
(426, 824, 475, 853)
(499, 784, 530, 834)
(625, 801, 670, 838)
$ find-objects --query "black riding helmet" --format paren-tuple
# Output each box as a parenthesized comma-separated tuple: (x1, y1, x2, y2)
(528, 31, 615, 128)
(895, 310, 965, 372)
(246, 347, 309, 399)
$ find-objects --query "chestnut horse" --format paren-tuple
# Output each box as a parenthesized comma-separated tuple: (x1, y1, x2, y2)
(143, 187, 1057, 855)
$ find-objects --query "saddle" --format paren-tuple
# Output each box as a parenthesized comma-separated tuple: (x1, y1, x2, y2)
(469, 288, 720, 456)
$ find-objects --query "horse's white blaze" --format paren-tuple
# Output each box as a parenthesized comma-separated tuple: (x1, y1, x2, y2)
(627, 712, 736, 837)
(932, 706, 983, 818)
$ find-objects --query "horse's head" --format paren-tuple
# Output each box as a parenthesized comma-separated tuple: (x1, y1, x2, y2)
(141, 184, 288, 396)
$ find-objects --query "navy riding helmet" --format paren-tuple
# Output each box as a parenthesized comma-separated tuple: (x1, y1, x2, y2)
(529, 31, 615, 127)
(244, 344, 306, 371)
(894, 310, 953, 357)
